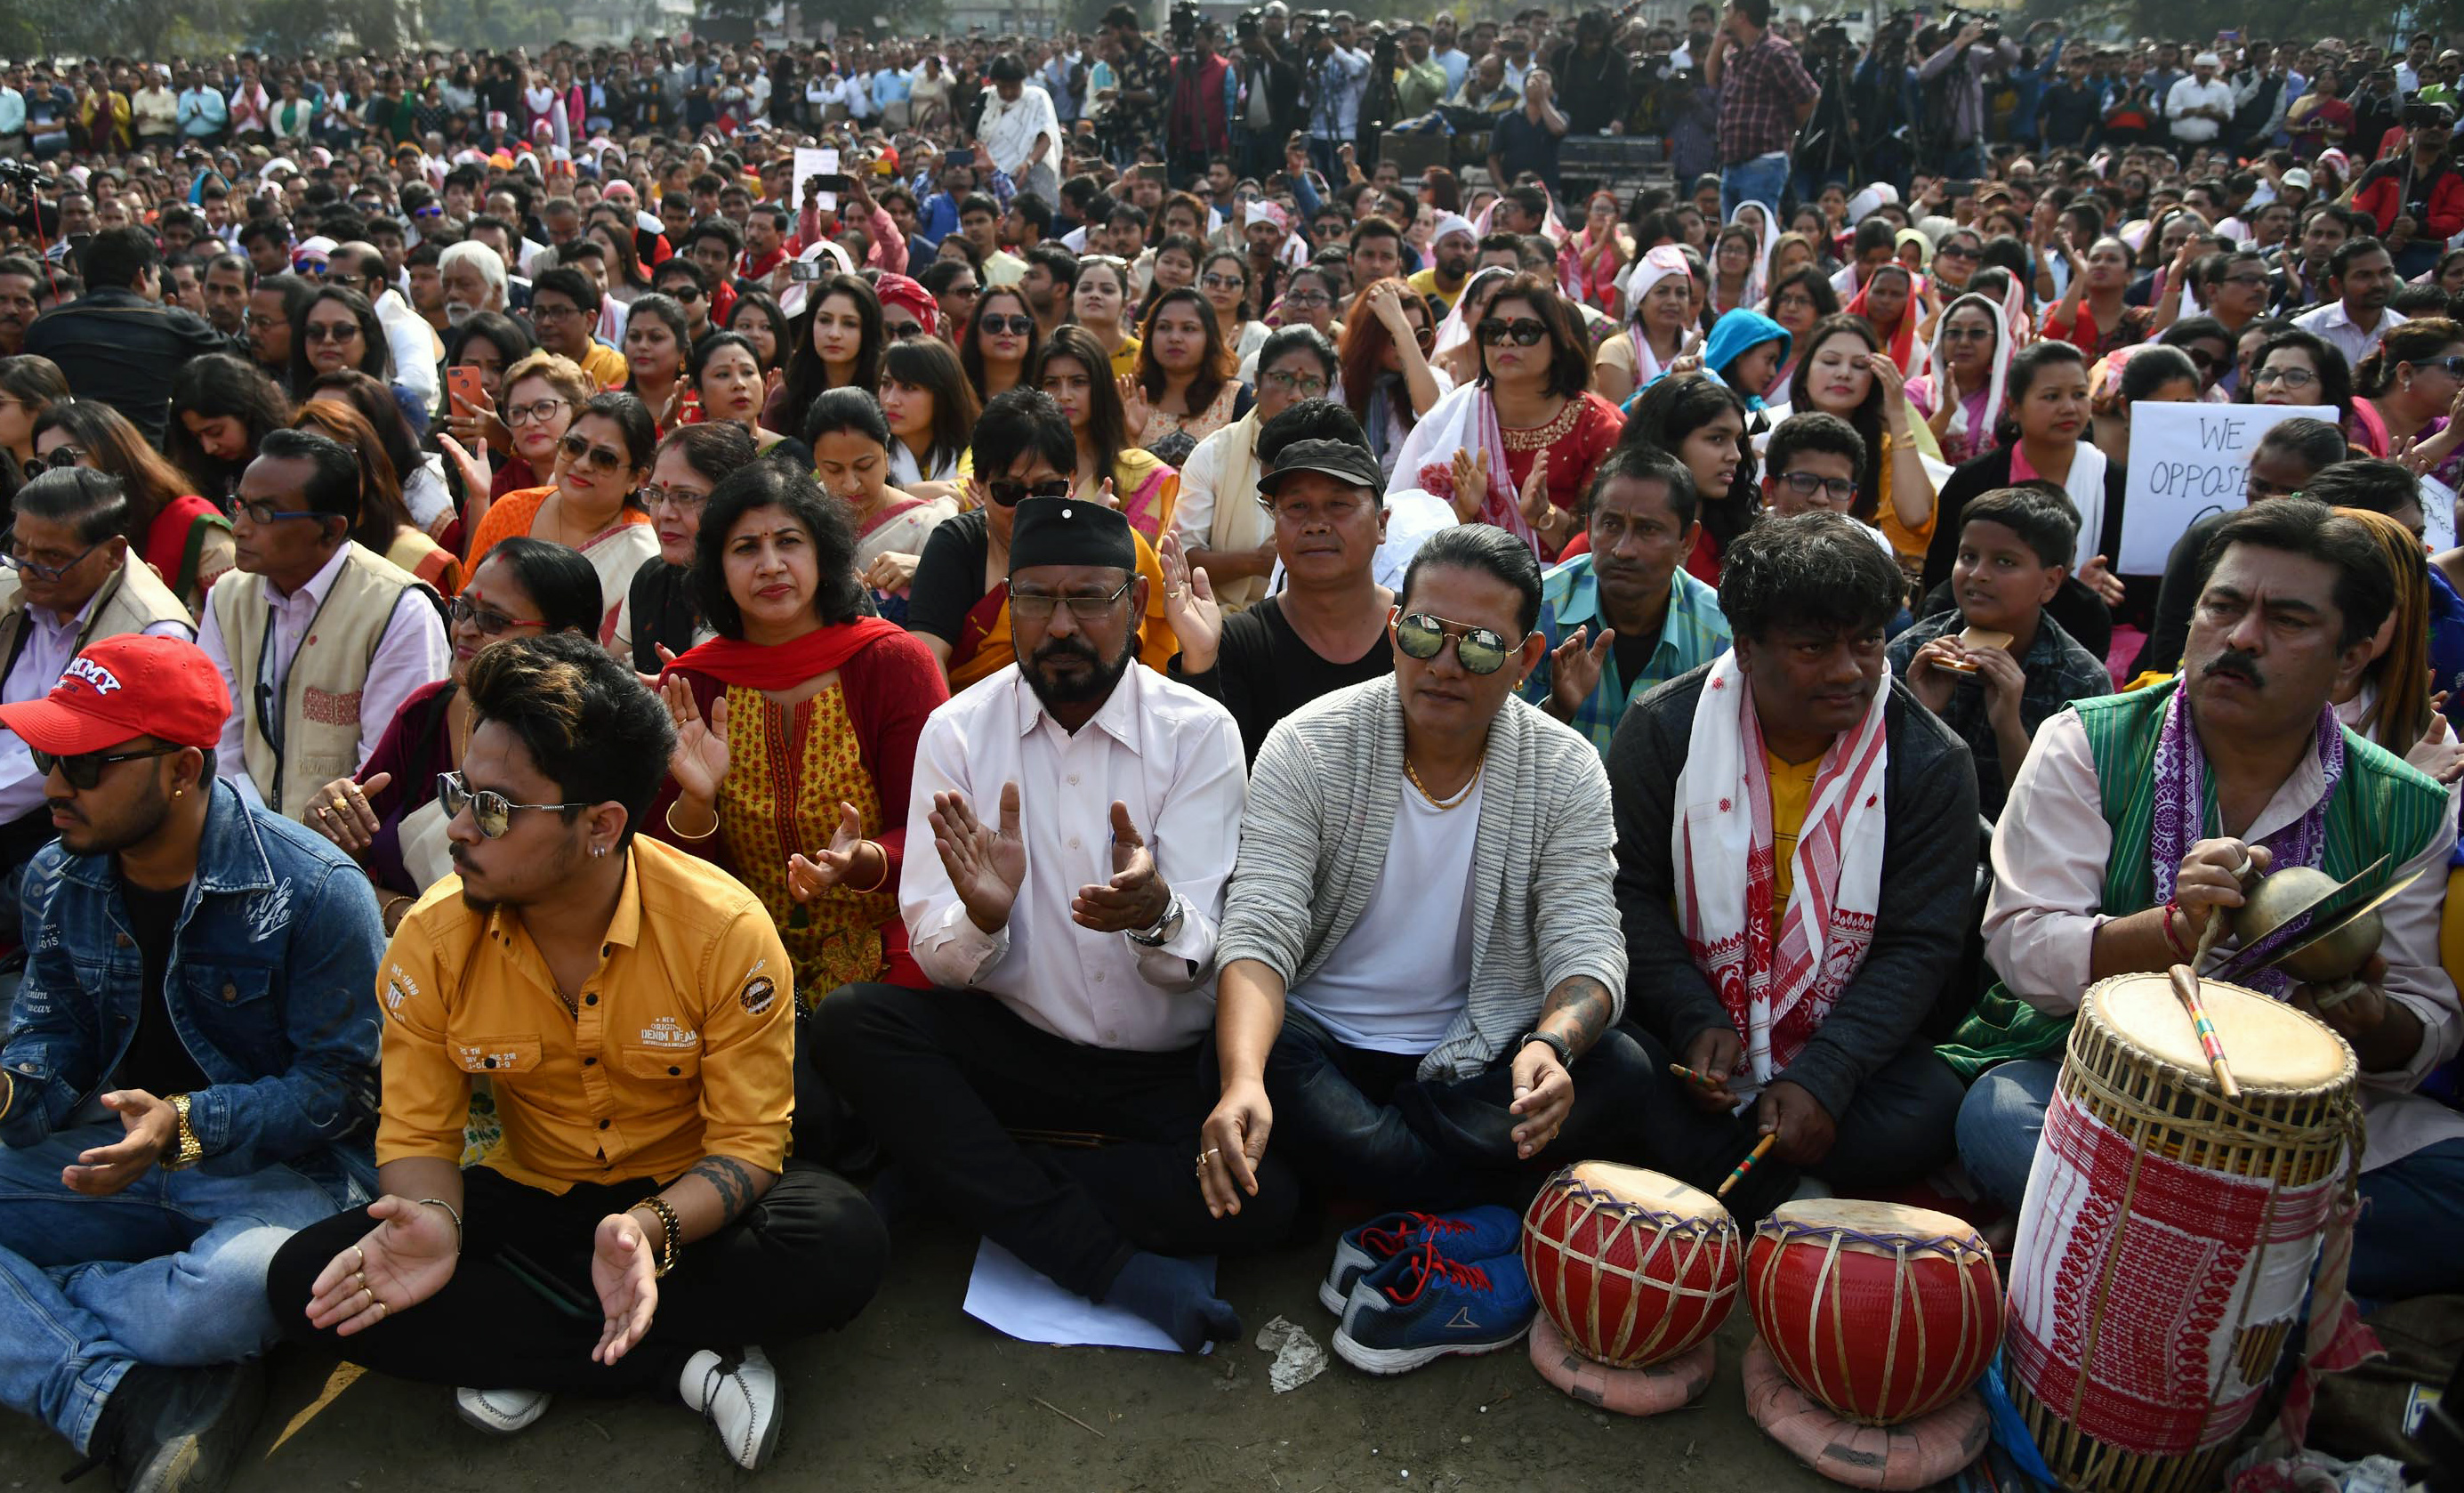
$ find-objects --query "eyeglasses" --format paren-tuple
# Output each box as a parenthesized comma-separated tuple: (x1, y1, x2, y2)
(439, 769, 588, 839)
(1200, 271, 1246, 290)
(0, 531, 103, 581)
(1774, 471, 1858, 504)
(2420, 355, 2464, 376)
(303, 321, 360, 342)
(986, 475, 1073, 507)
(1284, 289, 1331, 307)
(1477, 317, 1548, 346)
(1940, 326, 1995, 343)
(560, 433, 629, 472)
(2254, 365, 2320, 389)
(1011, 573, 1135, 622)
(448, 594, 548, 635)
(32, 745, 180, 791)
(236, 497, 327, 525)
(531, 301, 585, 321)
(1261, 368, 1329, 397)
(640, 482, 708, 512)
(946, 283, 982, 300)
(1393, 610, 1518, 674)
(2180, 349, 2222, 372)
(978, 313, 1035, 336)
(505, 397, 569, 426)
(884, 319, 928, 340)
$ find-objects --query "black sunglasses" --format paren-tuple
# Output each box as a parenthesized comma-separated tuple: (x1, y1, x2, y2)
(34, 745, 180, 791)
(1393, 610, 1518, 674)
(1477, 316, 1548, 347)
(987, 476, 1072, 507)
(977, 313, 1035, 336)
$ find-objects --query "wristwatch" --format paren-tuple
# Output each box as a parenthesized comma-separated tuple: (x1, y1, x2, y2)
(1517, 1029, 1575, 1072)
(1126, 892, 1186, 947)
(162, 1094, 205, 1172)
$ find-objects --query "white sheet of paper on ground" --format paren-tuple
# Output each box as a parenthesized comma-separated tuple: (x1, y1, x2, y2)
(962, 1238, 1214, 1353)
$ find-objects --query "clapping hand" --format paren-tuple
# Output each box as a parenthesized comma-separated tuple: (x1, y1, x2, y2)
(1156, 530, 1225, 670)
(1116, 371, 1155, 432)
(1447, 448, 1489, 521)
(1071, 801, 1170, 934)
(1545, 624, 1616, 721)
(787, 801, 880, 902)
(931, 783, 1028, 933)
(661, 674, 731, 805)
(2077, 553, 2127, 606)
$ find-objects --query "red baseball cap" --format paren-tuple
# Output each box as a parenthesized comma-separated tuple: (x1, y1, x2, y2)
(0, 635, 231, 755)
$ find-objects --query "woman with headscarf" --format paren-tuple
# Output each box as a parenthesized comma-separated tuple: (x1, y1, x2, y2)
(871, 270, 940, 343)
(1559, 190, 1631, 316)
(1906, 282, 2023, 467)
(1845, 260, 1927, 378)
(1596, 244, 1695, 405)
(1429, 266, 1514, 389)
(1727, 200, 1780, 308)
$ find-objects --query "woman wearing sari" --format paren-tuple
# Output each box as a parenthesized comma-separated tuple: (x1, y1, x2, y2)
(1390, 272, 1625, 561)
(656, 462, 950, 1001)
(1906, 282, 2022, 467)
(1170, 326, 1340, 612)
(1339, 278, 1451, 482)
(2041, 235, 2157, 358)
(614, 422, 761, 675)
(462, 391, 660, 644)
(1558, 190, 1631, 318)
(305, 537, 603, 929)
(27, 400, 230, 614)
(1595, 244, 1695, 405)
(1845, 261, 1928, 377)
(1028, 326, 1180, 539)
(805, 388, 956, 623)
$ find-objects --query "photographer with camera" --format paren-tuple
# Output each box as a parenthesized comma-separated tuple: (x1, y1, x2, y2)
(1231, 12, 1304, 182)
(1795, 19, 1869, 200)
(1705, 0, 1820, 221)
(1099, 4, 1176, 171)
(1163, 7, 1235, 190)
(2351, 101, 2464, 279)
(1914, 15, 2016, 180)
(1299, 12, 1371, 179)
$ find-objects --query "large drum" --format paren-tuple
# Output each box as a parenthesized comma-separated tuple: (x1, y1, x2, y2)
(1746, 1199, 2002, 1426)
(2007, 972, 2360, 1493)
(1521, 1163, 1739, 1369)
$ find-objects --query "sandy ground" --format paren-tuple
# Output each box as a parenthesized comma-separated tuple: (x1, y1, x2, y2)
(2, 1216, 1845, 1492)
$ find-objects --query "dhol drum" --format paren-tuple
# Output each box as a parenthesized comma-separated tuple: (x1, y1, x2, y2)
(2007, 972, 2359, 1493)
(1745, 1199, 2002, 1426)
(1521, 1163, 1739, 1370)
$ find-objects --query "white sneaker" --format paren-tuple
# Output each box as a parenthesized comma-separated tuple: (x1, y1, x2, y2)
(681, 1346, 782, 1471)
(455, 1385, 551, 1436)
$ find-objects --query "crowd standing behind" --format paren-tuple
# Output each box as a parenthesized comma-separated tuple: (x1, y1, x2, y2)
(12, 4, 2464, 1486)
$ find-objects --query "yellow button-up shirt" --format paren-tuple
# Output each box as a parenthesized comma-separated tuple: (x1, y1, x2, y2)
(375, 835, 793, 1193)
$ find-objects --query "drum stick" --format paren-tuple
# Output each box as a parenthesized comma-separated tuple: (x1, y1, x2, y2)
(1717, 1134, 1776, 1198)
(1668, 1062, 1727, 1093)
(2168, 963, 2242, 1099)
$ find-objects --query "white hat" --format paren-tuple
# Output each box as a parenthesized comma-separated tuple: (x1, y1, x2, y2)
(2194, 51, 2222, 68)
(2281, 168, 2314, 190)
(1432, 211, 1478, 245)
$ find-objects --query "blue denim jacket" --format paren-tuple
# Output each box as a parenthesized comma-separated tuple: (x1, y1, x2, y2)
(4, 779, 383, 1205)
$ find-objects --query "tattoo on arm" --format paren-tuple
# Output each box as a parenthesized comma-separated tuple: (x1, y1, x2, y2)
(686, 1156, 760, 1222)
(1540, 975, 1614, 1056)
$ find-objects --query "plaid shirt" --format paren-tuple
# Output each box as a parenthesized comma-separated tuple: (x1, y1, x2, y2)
(1715, 33, 1817, 165)
(1519, 555, 1732, 761)
(1885, 608, 2112, 819)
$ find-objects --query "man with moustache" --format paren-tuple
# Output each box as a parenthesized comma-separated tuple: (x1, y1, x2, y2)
(1951, 499, 2464, 1299)
(1610, 513, 1977, 1219)
(2292, 236, 2407, 369)
(817, 484, 1288, 1356)
(0, 634, 382, 1492)
(200, 252, 254, 339)
(0, 256, 41, 357)
(1405, 214, 1480, 315)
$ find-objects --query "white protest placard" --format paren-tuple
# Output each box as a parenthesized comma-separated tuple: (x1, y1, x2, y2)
(793, 146, 840, 214)
(2421, 472, 2459, 555)
(2119, 402, 2338, 575)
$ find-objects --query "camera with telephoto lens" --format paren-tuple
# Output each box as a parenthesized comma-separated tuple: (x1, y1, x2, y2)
(1168, 0, 1204, 49)
(1236, 7, 1264, 36)
(0, 159, 43, 188)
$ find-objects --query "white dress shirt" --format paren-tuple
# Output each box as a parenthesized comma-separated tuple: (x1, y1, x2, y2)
(373, 286, 442, 416)
(194, 544, 451, 811)
(2292, 301, 2409, 371)
(0, 580, 194, 823)
(1985, 708, 2464, 1171)
(978, 83, 1063, 181)
(2165, 75, 2236, 142)
(900, 659, 1247, 1051)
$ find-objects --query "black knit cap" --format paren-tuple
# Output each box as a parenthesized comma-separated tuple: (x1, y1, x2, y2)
(1008, 496, 1139, 575)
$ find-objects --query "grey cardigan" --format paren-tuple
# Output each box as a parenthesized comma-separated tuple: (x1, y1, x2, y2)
(1216, 675, 1629, 1083)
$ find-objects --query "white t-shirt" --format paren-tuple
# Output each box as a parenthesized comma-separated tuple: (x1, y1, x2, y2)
(1286, 774, 1482, 1054)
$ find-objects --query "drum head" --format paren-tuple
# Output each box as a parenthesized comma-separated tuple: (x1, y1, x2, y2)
(2092, 972, 2347, 1089)
(1566, 1162, 1722, 1219)
(1763, 1198, 1982, 1257)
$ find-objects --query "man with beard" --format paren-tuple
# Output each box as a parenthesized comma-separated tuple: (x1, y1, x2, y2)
(1020, 245, 1078, 339)
(1951, 499, 2464, 1300)
(818, 476, 1286, 1355)
(1610, 513, 1976, 1218)
(0, 634, 382, 1493)
(1405, 213, 1478, 315)
(266, 635, 882, 1466)
(0, 256, 40, 357)
(198, 252, 253, 340)
(2293, 236, 2407, 368)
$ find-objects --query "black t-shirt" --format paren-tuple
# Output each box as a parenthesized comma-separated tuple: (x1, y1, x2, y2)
(907, 507, 996, 649)
(1170, 594, 1395, 763)
(118, 881, 212, 1097)
(1611, 621, 1663, 693)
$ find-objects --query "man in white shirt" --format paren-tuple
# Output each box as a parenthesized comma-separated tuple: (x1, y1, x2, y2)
(977, 52, 1063, 209)
(2166, 51, 2237, 147)
(816, 399, 1290, 1356)
(2292, 236, 2407, 367)
(331, 240, 441, 416)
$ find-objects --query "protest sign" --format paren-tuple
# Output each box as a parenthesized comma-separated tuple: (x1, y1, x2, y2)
(793, 146, 840, 213)
(2119, 401, 2335, 574)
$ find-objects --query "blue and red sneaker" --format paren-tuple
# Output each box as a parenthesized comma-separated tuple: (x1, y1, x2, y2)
(1318, 1207, 1523, 1314)
(1332, 1239, 1535, 1376)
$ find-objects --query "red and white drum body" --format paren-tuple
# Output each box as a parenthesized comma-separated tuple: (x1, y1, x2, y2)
(1746, 1200, 2002, 1426)
(1522, 1163, 1739, 1369)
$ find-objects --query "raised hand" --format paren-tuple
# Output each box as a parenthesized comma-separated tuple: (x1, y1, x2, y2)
(1870, 350, 1913, 416)
(930, 782, 1027, 933)
(2077, 553, 2127, 607)
(1545, 624, 1615, 722)
(1448, 448, 1489, 521)
(787, 801, 880, 902)
(1517, 451, 1556, 529)
(1156, 530, 1225, 670)
(590, 1211, 660, 1365)
(1072, 800, 1170, 933)
(1116, 371, 1155, 432)
(661, 673, 731, 805)
(304, 1194, 462, 1336)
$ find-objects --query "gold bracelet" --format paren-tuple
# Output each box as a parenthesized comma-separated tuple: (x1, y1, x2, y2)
(632, 1196, 682, 1277)
(416, 1197, 464, 1254)
(664, 800, 717, 841)
(848, 841, 892, 895)
(0, 1069, 14, 1123)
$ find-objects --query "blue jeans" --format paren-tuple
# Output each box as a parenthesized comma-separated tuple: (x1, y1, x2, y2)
(0, 1124, 341, 1453)
(1957, 1061, 2464, 1302)
(1720, 153, 1790, 222)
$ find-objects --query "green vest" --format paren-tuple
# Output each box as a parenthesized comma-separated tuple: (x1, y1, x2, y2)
(1937, 681, 2449, 1078)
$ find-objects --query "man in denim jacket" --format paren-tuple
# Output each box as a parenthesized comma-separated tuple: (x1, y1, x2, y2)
(0, 635, 381, 1493)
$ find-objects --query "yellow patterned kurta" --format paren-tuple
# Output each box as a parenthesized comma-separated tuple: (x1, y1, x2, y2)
(715, 682, 897, 1007)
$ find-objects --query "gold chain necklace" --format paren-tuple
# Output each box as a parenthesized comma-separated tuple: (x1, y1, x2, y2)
(1405, 752, 1485, 811)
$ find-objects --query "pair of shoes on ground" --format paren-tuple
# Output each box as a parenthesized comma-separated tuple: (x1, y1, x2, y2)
(455, 1345, 783, 1471)
(1321, 1207, 1534, 1376)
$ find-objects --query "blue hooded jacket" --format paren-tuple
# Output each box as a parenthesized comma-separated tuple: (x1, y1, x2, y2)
(1700, 309, 1792, 410)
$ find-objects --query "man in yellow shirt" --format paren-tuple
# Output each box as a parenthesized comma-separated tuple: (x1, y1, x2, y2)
(527, 268, 632, 390)
(1405, 212, 1478, 315)
(266, 635, 884, 1469)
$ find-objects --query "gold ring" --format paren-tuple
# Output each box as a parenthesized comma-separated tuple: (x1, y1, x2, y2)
(372, 1300, 387, 1319)
(354, 1271, 366, 1289)
(359, 1286, 374, 1308)
(350, 1245, 365, 1270)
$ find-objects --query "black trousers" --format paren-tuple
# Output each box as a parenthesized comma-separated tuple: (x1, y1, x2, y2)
(1266, 1006, 1664, 1213)
(1623, 1023, 1965, 1221)
(811, 983, 1299, 1301)
(264, 1160, 886, 1396)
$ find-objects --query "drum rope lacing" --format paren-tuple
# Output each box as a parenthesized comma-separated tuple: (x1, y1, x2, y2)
(1533, 1177, 1738, 1367)
(1756, 1218, 1994, 1426)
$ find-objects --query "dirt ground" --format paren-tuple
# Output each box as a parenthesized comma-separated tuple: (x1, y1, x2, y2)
(3, 1216, 1846, 1492)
